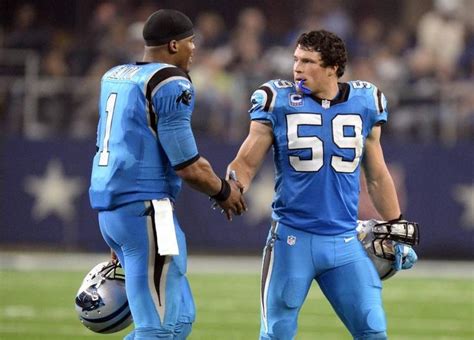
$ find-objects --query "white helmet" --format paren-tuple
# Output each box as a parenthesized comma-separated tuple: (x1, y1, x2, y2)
(75, 261, 133, 333)
(357, 219, 419, 280)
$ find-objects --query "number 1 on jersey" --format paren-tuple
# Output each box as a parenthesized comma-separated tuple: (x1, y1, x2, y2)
(99, 93, 117, 166)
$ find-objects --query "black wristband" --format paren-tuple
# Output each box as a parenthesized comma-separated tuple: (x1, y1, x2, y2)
(211, 178, 231, 201)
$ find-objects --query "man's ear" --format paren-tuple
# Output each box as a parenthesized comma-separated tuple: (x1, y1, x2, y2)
(168, 40, 178, 53)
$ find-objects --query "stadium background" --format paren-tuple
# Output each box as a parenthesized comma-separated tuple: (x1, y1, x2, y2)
(0, 0, 473, 339)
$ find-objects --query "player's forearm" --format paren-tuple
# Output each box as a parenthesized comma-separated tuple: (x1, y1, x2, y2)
(367, 174, 401, 220)
(227, 122, 273, 193)
(176, 157, 222, 196)
(363, 125, 400, 220)
(227, 159, 256, 193)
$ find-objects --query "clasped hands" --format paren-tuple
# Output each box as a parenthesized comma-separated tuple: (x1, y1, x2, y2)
(211, 171, 247, 221)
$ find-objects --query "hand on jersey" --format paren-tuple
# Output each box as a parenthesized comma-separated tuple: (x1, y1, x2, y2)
(393, 243, 418, 271)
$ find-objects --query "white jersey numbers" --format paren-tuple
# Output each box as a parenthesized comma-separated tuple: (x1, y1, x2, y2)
(287, 114, 324, 171)
(331, 115, 363, 173)
(98, 93, 117, 166)
(286, 113, 363, 173)
(273, 80, 293, 88)
(351, 80, 372, 89)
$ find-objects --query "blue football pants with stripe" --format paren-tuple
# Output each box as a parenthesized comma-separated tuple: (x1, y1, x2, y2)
(98, 200, 195, 339)
(260, 222, 387, 340)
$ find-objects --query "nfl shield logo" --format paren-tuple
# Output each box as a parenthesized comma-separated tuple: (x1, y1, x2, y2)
(287, 235, 296, 246)
(322, 99, 331, 109)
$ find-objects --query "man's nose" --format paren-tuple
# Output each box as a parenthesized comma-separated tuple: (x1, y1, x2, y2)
(293, 62, 302, 73)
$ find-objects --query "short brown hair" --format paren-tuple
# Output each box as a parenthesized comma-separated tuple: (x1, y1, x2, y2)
(297, 30, 347, 78)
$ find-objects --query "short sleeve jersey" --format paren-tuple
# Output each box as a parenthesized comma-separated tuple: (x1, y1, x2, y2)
(249, 79, 388, 235)
(89, 63, 199, 210)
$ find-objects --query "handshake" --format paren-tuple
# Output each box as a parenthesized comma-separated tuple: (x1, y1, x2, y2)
(209, 170, 247, 221)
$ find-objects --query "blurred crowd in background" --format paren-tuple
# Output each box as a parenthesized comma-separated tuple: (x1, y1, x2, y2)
(0, 0, 473, 144)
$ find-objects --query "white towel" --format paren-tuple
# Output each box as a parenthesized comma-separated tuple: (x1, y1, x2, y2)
(152, 198, 179, 256)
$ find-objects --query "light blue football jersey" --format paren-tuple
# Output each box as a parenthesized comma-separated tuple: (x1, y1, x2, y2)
(250, 79, 388, 235)
(90, 63, 199, 210)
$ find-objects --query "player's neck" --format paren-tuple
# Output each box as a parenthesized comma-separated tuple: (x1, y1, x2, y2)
(142, 48, 174, 65)
(313, 81, 339, 100)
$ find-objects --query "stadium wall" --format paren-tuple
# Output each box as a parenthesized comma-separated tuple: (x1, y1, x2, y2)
(0, 135, 472, 259)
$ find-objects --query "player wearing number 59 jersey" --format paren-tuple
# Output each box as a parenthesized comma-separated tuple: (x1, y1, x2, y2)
(228, 30, 404, 339)
(250, 78, 387, 235)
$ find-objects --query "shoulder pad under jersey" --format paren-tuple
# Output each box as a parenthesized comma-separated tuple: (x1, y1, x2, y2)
(250, 79, 296, 113)
(348, 80, 387, 114)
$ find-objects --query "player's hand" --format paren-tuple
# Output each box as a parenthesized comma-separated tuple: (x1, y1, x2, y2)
(226, 170, 243, 192)
(217, 179, 247, 221)
(393, 243, 418, 271)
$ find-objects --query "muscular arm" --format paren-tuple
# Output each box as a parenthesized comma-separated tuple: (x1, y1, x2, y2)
(156, 98, 222, 196)
(227, 121, 274, 193)
(175, 156, 222, 196)
(157, 103, 245, 217)
(362, 125, 401, 220)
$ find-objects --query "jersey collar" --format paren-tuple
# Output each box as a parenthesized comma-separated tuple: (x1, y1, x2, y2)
(310, 82, 350, 108)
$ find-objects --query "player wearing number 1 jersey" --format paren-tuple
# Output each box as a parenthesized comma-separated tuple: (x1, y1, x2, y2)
(228, 30, 403, 339)
(89, 9, 245, 340)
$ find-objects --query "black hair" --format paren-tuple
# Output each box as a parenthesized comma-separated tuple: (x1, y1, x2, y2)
(296, 30, 347, 78)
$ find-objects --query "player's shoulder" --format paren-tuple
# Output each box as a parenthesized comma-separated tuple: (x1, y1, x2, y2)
(141, 63, 192, 92)
(347, 80, 387, 112)
(101, 63, 189, 85)
(347, 80, 379, 93)
(258, 79, 296, 93)
(250, 79, 296, 113)
(141, 64, 194, 110)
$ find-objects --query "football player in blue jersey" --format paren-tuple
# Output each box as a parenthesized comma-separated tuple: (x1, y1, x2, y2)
(89, 9, 246, 340)
(227, 30, 417, 339)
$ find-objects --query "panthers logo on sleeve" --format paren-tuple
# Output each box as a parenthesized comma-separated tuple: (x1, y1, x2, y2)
(250, 89, 267, 113)
(250, 82, 279, 113)
(176, 90, 192, 106)
(250, 86, 276, 113)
